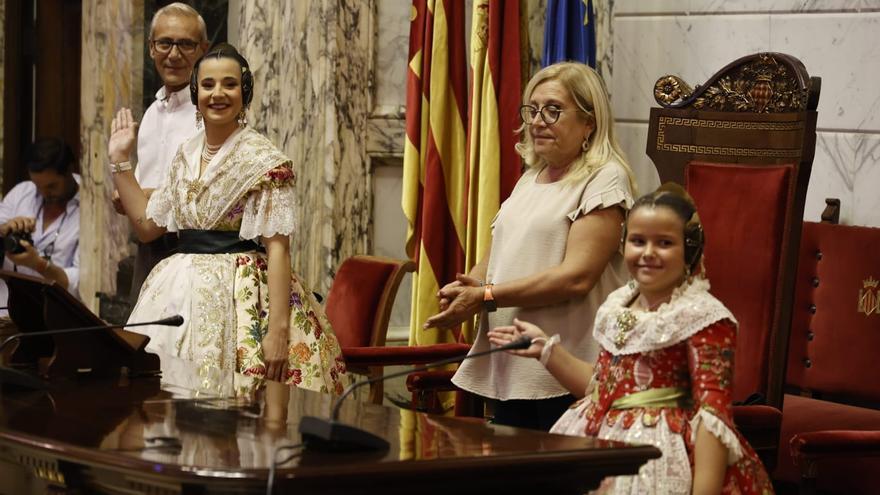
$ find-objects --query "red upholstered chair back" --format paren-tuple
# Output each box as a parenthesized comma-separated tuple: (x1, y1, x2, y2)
(647, 52, 820, 408)
(686, 162, 795, 404)
(325, 255, 415, 350)
(786, 221, 880, 404)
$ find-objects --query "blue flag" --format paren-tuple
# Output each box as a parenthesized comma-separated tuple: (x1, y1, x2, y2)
(542, 0, 596, 68)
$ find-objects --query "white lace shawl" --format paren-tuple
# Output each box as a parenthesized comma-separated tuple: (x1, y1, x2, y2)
(593, 277, 737, 356)
(146, 128, 297, 239)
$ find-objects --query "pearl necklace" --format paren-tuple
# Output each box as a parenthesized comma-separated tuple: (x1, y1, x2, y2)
(201, 141, 222, 163)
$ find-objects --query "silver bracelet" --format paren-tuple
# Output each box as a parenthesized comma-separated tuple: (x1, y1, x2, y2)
(110, 161, 133, 173)
(539, 334, 561, 366)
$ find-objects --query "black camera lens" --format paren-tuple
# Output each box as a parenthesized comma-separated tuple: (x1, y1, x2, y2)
(3, 232, 33, 254)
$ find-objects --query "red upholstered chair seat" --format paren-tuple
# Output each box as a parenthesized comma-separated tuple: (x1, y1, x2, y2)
(325, 255, 474, 406)
(778, 394, 880, 494)
(777, 221, 880, 492)
(342, 343, 471, 368)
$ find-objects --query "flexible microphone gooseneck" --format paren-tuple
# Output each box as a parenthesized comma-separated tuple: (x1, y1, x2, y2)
(0, 315, 184, 353)
(298, 336, 532, 452)
(0, 315, 184, 390)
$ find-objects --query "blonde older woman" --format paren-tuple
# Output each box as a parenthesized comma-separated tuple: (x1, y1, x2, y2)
(425, 62, 637, 430)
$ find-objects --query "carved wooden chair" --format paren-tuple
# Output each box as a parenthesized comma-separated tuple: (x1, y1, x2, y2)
(326, 255, 470, 404)
(647, 52, 821, 472)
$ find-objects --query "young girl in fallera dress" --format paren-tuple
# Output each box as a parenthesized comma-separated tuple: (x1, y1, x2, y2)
(489, 184, 773, 494)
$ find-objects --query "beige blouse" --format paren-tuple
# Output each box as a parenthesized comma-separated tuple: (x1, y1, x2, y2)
(452, 161, 634, 400)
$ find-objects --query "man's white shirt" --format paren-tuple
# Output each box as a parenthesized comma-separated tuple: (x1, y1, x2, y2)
(0, 175, 82, 312)
(135, 86, 199, 189)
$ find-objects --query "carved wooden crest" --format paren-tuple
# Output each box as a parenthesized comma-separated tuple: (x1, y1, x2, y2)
(653, 53, 816, 113)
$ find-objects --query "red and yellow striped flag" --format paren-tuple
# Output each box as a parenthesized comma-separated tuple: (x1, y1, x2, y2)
(402, 0, 469, 346)
(464, 0, 524, 341)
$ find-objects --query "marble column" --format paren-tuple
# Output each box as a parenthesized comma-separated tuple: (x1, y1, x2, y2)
(79, 0, 142, 310)
(236, 0, 372, 293)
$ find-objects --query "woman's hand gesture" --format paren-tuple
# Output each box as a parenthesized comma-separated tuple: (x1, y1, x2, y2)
(109, 108, 138, 164)
(437, 273, 482, 311)
(487, 318, 549, 360)
(424, 273, 483, 330)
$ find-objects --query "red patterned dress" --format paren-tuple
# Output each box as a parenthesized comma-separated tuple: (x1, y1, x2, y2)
(551, 278, 773, 494)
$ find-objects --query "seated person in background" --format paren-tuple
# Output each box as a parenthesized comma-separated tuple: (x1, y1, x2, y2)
(489, 184, 773, 494)
(0, 138, 81, 313)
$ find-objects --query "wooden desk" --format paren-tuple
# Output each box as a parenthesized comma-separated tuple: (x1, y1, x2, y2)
(0, 353, 660, 494)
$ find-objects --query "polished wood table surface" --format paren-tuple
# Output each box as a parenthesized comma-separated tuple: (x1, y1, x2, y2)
(0, 352, 660, 494)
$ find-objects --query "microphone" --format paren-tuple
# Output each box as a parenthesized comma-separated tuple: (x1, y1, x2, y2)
(0, 315, 184, 390)
(298, 336, 532, 452)
(0, 314, 185, 353)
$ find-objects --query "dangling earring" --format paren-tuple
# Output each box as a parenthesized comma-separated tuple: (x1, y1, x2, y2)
(581, 138, 589, 152)
(237, 109, 248, 128)
(195, 110, 203, 129)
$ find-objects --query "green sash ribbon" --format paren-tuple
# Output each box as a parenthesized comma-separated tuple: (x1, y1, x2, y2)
(601, 386, 691, 410)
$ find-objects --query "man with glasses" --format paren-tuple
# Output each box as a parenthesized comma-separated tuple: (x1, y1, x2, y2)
(111, 3, 209, 299)
(0, 138, 81, 314)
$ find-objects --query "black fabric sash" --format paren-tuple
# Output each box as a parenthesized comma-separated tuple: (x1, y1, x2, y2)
(177, 230, 264, 254)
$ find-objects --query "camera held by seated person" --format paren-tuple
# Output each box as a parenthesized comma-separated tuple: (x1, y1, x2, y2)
(2, 230, 34, 255)
(0, 138, 82, 312)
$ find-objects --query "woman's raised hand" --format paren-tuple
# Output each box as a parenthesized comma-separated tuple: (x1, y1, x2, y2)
(109, 108, 138, 164)
(487, 318, 548, 359)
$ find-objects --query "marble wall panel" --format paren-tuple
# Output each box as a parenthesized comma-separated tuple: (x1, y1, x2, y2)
(616, 0, 880, 14)
(614, 121, 661, 195)
(237, 0, 372, 293)
(371, 163, 410, 341)
(594, 0, 614, 83)
(374, 0, 409, 118)
(79, 0, 142, 310)
(611, 15, 771, 121)
(769, 13, 880, 132)
(807, 131, 880, 225)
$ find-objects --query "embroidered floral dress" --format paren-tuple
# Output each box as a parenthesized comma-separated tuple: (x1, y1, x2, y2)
(551, 278, 773, 494)
(127, 127, 347, 395)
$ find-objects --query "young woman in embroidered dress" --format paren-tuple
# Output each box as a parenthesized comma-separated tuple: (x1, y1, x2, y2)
(488, 184, 773, 494)
(108, 44, 347, 395)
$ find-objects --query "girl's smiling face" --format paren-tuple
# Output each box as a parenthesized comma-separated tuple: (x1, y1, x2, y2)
(624, 205, 687, 304)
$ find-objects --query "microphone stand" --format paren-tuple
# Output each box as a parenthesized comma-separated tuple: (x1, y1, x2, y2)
(0, 315, 184, 390)
(0, 315, 184, 353)
(298, 336, 532, 452)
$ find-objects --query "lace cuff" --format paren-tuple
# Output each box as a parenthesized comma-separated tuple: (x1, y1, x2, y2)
(239, 181, 297, 240)
(145, 184, 177, 231)
(566, 187, 633, 222)
(689, 407, 744, 465)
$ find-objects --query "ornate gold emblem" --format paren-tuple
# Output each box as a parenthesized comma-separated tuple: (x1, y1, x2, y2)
(858, 276, 879, 316)
(614, 309, 638, 347)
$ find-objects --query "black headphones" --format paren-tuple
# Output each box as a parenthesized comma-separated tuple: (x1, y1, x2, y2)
(189, 46, 254, 107)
